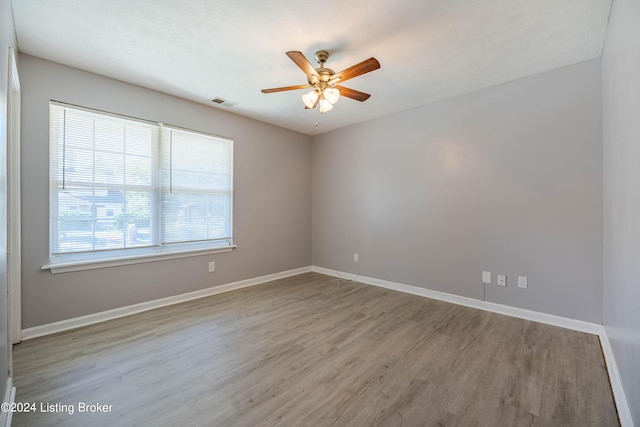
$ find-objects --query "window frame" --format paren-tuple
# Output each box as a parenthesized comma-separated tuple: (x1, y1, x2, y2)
(44, 101, 235, 273)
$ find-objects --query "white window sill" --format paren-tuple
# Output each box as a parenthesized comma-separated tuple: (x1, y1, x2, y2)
(42, 245, 237, 274)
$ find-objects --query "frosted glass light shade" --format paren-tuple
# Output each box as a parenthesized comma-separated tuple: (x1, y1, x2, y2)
(318, 98, 334, 113)
(302, 90, 319, 108)
(324, 87, 340, 104)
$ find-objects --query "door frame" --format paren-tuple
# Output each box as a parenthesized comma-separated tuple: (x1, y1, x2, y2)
(7, 47, 21, 348)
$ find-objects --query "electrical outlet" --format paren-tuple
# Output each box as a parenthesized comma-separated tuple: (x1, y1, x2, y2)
(354, 253, 359, 262)
(497, 274, 507, 287)
(518, 276, 528, 288)
(208, 261, 216, 272)
(482, 271, 491, 284)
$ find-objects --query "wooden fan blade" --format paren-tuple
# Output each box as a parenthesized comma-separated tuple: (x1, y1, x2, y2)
(286, 51, 319, 82)
(261, 84, 311, 93)
(331, 57, 380, 84)
(336, 85, 371, 102)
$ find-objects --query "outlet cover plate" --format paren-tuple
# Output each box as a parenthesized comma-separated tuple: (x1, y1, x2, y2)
(497, 274, 507, 287)
(482, 271, 491, 284)
(518, 276, 528, 288)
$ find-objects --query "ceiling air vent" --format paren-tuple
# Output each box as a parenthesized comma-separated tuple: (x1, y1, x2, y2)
(211, 97, 237, 107)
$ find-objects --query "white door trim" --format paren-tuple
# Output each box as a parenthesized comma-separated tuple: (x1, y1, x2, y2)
(7, 47, 21, 346)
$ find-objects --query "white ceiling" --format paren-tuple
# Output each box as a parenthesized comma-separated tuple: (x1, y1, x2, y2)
(11, 0, 612, 136)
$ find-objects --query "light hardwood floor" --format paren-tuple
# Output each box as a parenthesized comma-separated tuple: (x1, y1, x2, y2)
(13, 272, 618, 426)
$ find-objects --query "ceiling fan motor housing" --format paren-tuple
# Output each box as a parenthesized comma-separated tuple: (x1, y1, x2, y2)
(306, 50, 335, 86)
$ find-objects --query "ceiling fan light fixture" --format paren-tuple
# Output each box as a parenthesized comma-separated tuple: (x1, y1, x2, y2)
(324, 87, 340, 105)
(302, 90, 319, 108)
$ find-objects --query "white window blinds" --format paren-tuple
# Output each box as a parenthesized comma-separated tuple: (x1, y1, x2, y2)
(160, 126, 234, 245)
(49, 102, 233, 261)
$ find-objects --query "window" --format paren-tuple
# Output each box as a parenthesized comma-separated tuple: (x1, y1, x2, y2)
(48, 102, 234, 269)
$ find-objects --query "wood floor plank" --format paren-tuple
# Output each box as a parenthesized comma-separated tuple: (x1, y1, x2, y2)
(12, 272, 618, 426)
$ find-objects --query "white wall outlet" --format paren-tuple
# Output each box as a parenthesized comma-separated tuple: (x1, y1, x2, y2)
(354, 253, 359, 262)
(497, 274, 507, 287)
(482, 271, 491, 284)
(518, 276, 528, 288)
(208, 261, 216, 273)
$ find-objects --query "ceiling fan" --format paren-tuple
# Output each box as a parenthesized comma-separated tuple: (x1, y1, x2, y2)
(261, 50, 381, 113)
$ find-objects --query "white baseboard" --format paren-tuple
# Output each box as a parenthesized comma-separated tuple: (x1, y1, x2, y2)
(312, 266, 633, 426)
(21, 266, 312, 340)
(599, 328, 634, 427)
(311, 266, 601, 334)
(0, 378, 15, 427)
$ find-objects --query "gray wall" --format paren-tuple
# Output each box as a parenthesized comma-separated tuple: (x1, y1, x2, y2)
(20, 54, 312, 328)
(1, 0, 17, 402)
(602, 0, 640, 422)
(312, 59, 603, 323)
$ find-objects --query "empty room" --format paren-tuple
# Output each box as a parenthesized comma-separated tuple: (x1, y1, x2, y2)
(0, 0, 638, 426)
